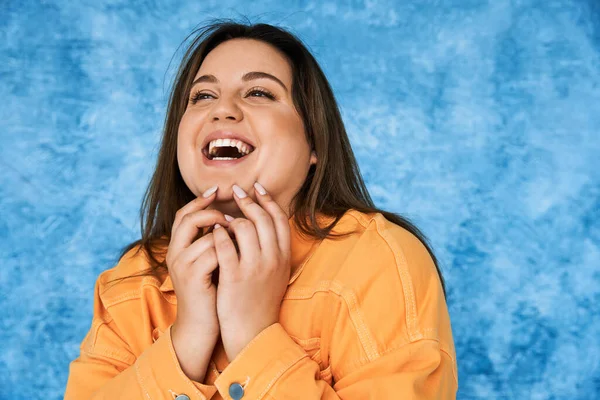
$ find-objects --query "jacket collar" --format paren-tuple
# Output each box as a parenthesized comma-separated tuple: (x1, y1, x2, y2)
(158, 211, 335, 293)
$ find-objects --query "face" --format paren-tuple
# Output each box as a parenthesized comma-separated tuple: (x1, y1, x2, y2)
(177, 38, 317, 219)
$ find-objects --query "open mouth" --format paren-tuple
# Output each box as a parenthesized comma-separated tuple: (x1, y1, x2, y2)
(202, 141, 256, 161)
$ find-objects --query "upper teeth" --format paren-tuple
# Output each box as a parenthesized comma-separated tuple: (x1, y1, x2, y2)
(208, 138, 253, 156)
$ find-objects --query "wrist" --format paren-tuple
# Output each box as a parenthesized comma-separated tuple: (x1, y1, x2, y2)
(171, 324, 219, 382)
(222, 321, 276, 362)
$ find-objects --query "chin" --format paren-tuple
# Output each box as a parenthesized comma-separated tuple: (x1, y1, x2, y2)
(213, 191, 236, 202)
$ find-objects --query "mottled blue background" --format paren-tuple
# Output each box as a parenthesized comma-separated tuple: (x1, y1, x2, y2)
(1, 0, 599, 399)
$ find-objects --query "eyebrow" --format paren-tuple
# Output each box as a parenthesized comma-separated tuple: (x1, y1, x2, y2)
(190, 71, 288, 93)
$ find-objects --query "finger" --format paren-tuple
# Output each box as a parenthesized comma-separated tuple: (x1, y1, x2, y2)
(231, 184, 278, 259)
(225, 218, 261, 267)
(253, 182, 291, 259)
(169, 234, 217, 293)
(212, 224, 240, 275)
(171, 186, 219, 236)
(176, 232, 215, 269)
(190, 247, 219, 291)
(169, 209, 230, 260)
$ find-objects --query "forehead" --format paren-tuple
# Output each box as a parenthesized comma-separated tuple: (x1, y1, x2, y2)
(195, 38, 292, 83)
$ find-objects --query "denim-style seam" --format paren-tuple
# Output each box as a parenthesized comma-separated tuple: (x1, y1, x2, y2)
(281, 280, 380, 362)
(344, 209, 371, 228)
(79, 325, 94, 353)
(332, 338, 434, 380)
(134, 354, 152, 399)
(290, 336, 322, 367)
(80, 345, 135, 365)
(102, 290, 142, 308)
(372, 215, 418, 340)
(409, 327, 440, 342)
(103, 280, 178, 309)
(143, 281, 178, 304)
(257, 353, 310, 399)
(100, 274, 173, 308)
(84, 319, 105, 351)
(288, 335, 321, 350)
(334, 338, 457, 386)
(339, 285, 380, 361)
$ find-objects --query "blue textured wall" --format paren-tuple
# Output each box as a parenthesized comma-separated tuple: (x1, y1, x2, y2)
(1, 1, 599, 398)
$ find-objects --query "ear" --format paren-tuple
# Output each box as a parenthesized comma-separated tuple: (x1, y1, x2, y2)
(310, 150, 317, 165)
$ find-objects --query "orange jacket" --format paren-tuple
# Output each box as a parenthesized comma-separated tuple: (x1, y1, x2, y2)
(65, 209, 458, 399)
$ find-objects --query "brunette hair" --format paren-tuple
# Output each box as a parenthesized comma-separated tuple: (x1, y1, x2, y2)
(109, 18, 448, 299)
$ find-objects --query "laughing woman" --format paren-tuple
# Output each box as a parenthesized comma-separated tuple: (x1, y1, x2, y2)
(65, 20, 458, 399)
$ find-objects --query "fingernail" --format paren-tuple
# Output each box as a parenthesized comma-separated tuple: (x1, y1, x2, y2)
(232, 184, 247, 198)
(254, 182, 267, 195)
(214, 223, 222, 229)
(202, 185, 218, 198)
(224, 214, 234, 222)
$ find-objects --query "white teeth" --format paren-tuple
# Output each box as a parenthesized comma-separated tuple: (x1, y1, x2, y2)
(208, 138, 253, 156)
(212, 157, 237, 160)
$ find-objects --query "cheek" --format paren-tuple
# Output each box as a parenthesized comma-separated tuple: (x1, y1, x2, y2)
(257, 139, 311, 183)
(178, 112, 208, 156)
(177, 113, 203, 170)
(178, 112, 198, 142)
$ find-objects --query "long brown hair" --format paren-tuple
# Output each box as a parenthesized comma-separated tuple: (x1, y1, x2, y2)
(110, 18, 448, 299)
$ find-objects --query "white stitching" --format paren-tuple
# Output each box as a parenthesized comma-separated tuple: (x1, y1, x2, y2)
(283, 280, 380, 361)
(241, 375, 251, 388)
(257, 353, 308, 399)
(134, 357, 152, 399)
(341, 285, 379, 360)
(374, 215, 419, 340)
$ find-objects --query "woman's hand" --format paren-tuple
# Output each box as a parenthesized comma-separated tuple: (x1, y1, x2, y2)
(166, 187, 231, 381)
(212, 182, 291, 362)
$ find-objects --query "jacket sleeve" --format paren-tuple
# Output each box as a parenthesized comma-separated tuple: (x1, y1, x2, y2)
(212, 323, 456, 399)
(64, 278, 219, 400)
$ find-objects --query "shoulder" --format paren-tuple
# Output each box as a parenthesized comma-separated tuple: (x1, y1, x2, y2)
(331, 209, 442, 299)
(327, 209, 450, 343)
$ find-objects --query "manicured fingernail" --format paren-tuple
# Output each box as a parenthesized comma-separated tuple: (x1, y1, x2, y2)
(214, 223, 222, 229)
(224, 214, 234, 222)
(202, 185, 218, 198)
(232, 184, 247, 198)
(254, 182, 267, 195)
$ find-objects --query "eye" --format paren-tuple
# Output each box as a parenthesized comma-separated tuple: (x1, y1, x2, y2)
(188, 87, 277, 105)
(189, 90, 213, 104)
(246, 88, 276, 100)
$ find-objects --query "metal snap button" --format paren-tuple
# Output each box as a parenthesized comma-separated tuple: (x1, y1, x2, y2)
(229, 382, 244, 399)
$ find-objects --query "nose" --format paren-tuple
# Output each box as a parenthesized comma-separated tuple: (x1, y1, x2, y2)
(210, 96, 243, 122)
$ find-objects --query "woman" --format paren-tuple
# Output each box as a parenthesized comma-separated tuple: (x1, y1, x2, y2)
(65, 20, 458, 399)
